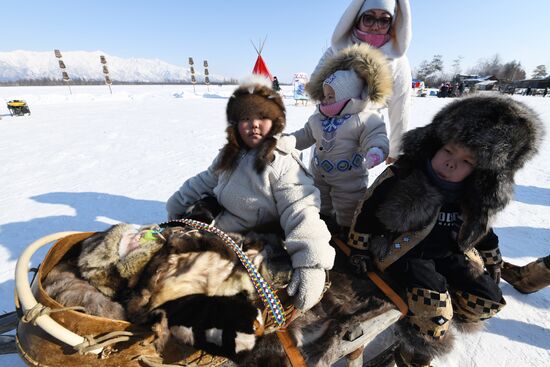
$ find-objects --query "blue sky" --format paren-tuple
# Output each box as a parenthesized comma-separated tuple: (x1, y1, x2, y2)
(3, 0, 549, 83)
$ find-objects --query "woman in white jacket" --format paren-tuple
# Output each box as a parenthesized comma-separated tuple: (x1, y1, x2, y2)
(166, 77, 335, 312)
(312, 0, 412, 162)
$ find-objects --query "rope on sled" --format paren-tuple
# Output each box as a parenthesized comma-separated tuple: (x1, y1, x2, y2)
(161, 219, 286, 327)
(74, 330, 135, 355)
(20, 303, 86, 325)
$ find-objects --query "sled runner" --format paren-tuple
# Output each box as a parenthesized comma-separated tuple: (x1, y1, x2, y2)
(7, 100, 31, 116)
(8, 228, 403, 366)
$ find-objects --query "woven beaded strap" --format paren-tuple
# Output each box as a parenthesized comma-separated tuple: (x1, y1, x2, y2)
(161, 219, 286, 327)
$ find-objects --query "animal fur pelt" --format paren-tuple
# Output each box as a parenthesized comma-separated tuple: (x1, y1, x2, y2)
(150, 293, 260, 359)
(237, 271, 395, 366)
(43, 223, 164, 319)
(78, 223, 165, 297)
(125, 227, 291, 321)
(125, 224, 293, 357)
(43, 219, 398, 365)
(43, 260, 127, 320)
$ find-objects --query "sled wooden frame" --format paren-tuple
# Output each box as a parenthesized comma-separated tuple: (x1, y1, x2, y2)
(6, 232, 402, 366)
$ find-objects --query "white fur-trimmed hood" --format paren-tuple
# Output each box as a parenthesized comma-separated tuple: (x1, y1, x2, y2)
(331, 0, 411, 59)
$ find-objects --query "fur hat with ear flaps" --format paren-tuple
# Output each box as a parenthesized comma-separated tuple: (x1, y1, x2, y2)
(218, 76, 286, 173)
(306, 43, 393, 106)
(395, 95, 544, 251)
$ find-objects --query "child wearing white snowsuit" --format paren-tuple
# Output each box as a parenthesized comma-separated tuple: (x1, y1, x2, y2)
(166, 77, 335, 312)
(292, 44, 391, 228)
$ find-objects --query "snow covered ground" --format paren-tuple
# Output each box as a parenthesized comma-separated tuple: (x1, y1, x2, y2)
(0, 85, 548, 366)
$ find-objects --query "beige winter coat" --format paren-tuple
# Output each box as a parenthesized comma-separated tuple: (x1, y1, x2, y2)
(166, 135, 335, 271)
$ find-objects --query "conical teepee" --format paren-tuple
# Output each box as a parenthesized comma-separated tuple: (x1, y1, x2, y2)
(251, 37, 273, 81)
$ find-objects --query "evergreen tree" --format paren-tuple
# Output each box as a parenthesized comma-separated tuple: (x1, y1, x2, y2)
(415, 60, 430, 80)
(531, 65, 548, 79)
(428, 54, 444, 73)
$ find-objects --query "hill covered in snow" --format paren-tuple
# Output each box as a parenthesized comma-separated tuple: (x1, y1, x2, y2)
(0, 50, 228, 84)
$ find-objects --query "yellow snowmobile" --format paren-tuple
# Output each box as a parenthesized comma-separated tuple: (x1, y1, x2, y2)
(7, 100, 31, 116)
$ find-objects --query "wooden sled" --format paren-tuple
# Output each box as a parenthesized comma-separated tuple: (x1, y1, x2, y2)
(7, 231, 402, 366)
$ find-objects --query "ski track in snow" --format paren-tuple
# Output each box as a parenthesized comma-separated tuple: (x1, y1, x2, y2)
(0, 85, 548, 366)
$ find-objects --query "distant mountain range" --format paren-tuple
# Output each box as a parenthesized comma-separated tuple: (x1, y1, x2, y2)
(0, 50, 228, 84)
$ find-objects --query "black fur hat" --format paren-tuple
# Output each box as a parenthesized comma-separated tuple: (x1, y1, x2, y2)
(399, 95, 544, 249)
(218, 76, 286, 173)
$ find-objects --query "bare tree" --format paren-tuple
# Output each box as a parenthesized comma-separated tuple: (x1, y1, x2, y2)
(499, 61, 526, 82)
(470, 54, 502, 76)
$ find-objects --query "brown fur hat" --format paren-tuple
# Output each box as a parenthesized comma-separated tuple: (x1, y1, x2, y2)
(306, 43, 393, 106)
(218, 76, 286, 173)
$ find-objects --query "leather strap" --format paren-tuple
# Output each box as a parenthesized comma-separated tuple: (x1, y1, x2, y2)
(331, 237, 409, 318)
(276, 329, 307, 367)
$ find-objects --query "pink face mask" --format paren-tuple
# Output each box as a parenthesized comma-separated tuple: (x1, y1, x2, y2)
(319, 99, 350, 117)
(353, 28, 391, 48)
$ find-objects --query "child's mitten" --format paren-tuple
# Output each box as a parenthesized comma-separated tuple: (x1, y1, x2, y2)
(364, 147, 385, 169)
(287, 267, 326, 311)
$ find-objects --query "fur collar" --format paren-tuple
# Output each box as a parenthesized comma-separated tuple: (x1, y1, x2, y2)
(306, 44, 393, 106)
(376, 167, 444, 234)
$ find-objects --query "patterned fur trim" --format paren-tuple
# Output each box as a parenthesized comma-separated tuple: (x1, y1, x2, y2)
(406, 288, 453, 340)
(451, 290, 505, 323)
(478, 248, 503, 266)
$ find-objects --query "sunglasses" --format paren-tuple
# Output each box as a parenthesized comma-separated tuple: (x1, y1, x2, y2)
(361, 14, 392, 28)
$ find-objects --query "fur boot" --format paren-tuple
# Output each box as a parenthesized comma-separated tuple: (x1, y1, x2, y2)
(501, 256, 550, 294)
(394, 320, 455, 367)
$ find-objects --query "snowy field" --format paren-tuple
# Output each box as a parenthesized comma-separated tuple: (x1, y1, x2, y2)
(0, 85, 548, 366)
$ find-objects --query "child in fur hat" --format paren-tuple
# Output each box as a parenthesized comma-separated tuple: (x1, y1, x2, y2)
(292, 44, 391, 231)
(345, 95, 544, 366)
(166, 76, 335, 312)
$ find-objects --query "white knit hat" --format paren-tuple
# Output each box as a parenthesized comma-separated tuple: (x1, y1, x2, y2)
(323, 70, 364, 102)
(357, 0, 396, 19)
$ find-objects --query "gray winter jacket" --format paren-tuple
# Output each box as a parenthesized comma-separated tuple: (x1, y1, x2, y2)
(166, 135, 335, 271)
